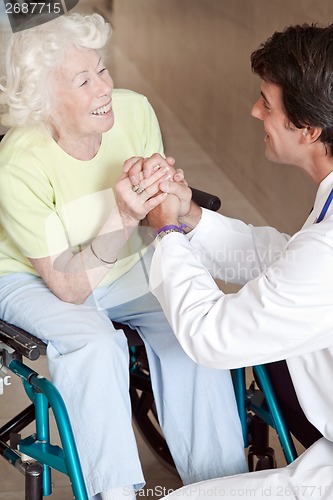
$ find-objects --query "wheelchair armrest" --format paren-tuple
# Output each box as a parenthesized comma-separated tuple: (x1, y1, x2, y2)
(191, 187, 221, 212)
(0, 319, 47, 361)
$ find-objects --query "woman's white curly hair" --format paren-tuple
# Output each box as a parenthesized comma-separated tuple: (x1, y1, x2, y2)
(0, 12, 111, 131)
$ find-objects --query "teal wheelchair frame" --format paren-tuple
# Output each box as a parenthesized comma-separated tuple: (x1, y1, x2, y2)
(0, 321, 87, 499)
(233, 365, 297, 470)
(0, 186, 298, 499)
(0, 320, 298, 499)
(129, 341, 298, 473)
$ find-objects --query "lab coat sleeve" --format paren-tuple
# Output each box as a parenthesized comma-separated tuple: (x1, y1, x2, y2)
(149, 221, 333, 369)
(163, 438, 333, 500)
(188, 208, 290, 284)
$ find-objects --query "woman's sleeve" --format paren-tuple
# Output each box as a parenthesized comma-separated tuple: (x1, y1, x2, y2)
(140, 96, 165, 157)
(0, 162, 69, 258)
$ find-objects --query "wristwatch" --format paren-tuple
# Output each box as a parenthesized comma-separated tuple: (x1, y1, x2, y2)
(155, 228, 183, 242)
(154, 224, 186, 246)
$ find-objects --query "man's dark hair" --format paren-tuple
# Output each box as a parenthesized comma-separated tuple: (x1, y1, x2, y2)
(251, 23, 333, 156)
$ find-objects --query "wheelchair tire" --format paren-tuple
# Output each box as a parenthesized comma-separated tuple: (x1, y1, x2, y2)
(129, 345, 177, 472)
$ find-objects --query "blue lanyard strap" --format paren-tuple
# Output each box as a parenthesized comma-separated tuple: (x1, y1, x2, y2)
(316, 188, 333, 223)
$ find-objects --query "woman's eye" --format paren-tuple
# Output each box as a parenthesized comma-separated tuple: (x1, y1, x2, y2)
(99, 68, 107, 74)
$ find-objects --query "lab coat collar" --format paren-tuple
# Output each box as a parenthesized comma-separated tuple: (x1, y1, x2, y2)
(303, 171, 333, 228)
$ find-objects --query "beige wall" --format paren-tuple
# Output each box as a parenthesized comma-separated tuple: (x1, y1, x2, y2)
(111, 0, 333, 233)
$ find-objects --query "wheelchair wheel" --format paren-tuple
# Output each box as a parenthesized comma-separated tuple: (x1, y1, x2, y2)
(129, 345, 177, 472)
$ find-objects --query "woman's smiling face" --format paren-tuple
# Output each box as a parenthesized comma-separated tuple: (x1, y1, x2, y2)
(51, 45, 114, 143)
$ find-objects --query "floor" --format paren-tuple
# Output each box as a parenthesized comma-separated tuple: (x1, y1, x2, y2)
(0, 1, 304, 498)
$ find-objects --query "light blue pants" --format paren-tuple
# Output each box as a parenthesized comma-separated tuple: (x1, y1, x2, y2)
(0, 250, 247, 498)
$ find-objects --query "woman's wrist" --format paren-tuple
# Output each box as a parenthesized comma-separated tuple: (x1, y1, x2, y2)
(117, 206, 141, 229)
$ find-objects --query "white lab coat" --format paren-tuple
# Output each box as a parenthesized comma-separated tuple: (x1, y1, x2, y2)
(149, 171, 333, 498)
(162, 438, 333, 499)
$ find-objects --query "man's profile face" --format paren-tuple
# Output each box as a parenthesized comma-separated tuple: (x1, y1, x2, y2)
(251, 81, 303, 168)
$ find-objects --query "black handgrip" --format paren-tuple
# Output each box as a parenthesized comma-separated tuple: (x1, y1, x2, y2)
(191, 187, 221, 212)
(0, 320, 47, 360)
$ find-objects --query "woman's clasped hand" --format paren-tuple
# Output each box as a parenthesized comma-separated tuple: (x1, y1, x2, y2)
(121, 153, 193, 226)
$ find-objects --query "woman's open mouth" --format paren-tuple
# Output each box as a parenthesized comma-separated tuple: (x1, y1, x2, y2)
(90, 101, 112, 116)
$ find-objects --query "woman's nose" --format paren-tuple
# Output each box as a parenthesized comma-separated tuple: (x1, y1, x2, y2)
(96, 74, 113, 97)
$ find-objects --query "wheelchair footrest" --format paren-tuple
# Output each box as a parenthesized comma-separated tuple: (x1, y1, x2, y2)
(247, 414, 277, 471)
(18, 436, 68, 475)
(248, 445, 277, 471)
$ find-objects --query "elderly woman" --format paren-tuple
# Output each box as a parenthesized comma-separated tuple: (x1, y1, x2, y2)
(0, 12, 246, 500)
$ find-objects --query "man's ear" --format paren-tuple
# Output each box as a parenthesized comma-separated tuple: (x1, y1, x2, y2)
(301, 125, 322, 144)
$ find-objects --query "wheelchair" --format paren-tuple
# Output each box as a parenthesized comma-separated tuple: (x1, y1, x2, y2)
(0, 305, 298, 500)
(0, 179, 298, 499)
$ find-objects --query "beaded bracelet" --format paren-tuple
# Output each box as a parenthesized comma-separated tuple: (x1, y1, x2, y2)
(90, 241, 117, 268)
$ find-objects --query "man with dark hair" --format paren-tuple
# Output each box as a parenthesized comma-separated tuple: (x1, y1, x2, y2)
(127, 23, 333, 497)
(251, 23, 333, 159)
(249, 23, 331, 450)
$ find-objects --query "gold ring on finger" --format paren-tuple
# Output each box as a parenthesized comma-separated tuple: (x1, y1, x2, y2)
(132, 184, 145, 195)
